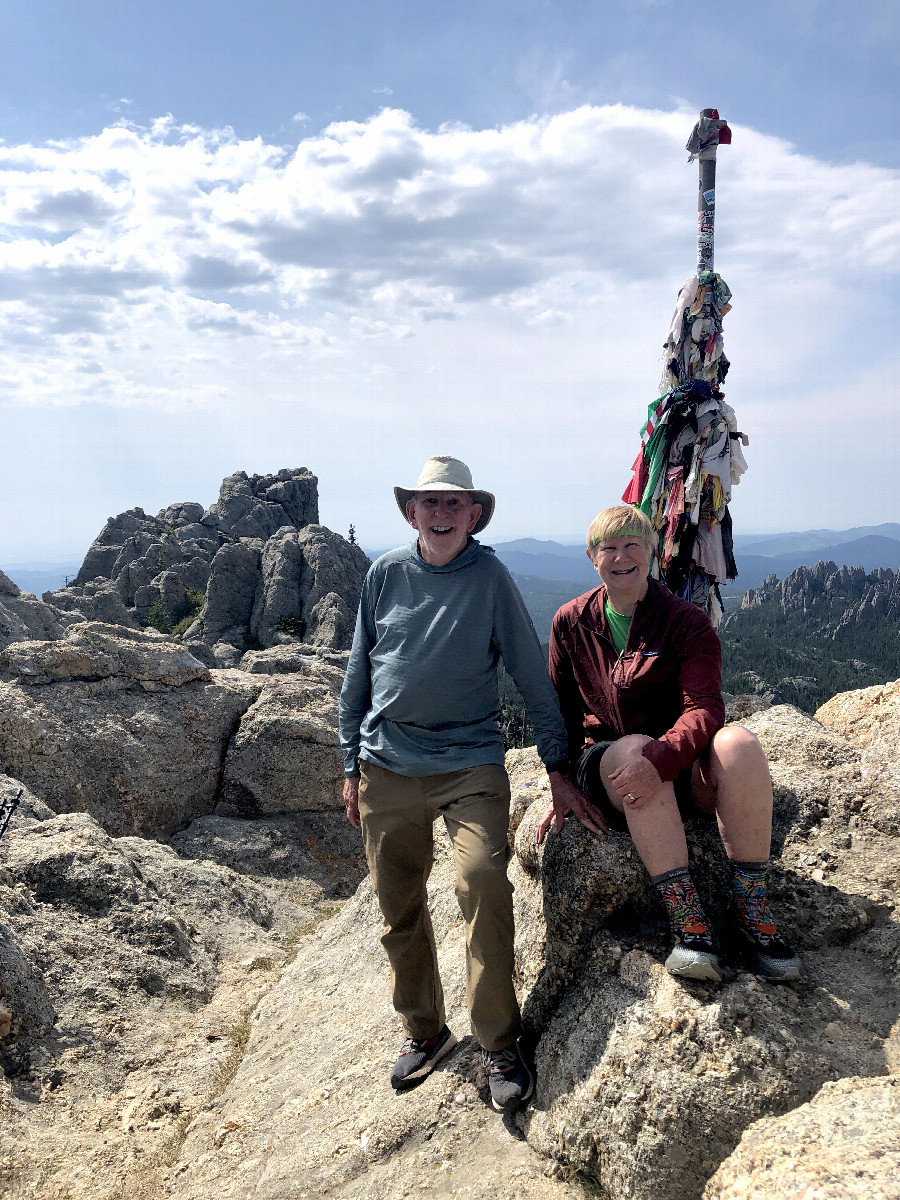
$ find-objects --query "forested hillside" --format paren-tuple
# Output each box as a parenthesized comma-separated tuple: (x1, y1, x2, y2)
(719, 561, 900, 712)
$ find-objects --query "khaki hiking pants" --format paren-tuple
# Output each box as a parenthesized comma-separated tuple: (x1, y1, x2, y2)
(358, 760, 521, 1052)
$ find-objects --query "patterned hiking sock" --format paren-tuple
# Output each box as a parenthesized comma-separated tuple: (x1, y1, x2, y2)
(651, 866, 713, 948)
(729, 860, 781, 948)
(729, 860, 800, 977)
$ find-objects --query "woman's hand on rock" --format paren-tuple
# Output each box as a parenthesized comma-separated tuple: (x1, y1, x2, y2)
(535, 772, 609, 844)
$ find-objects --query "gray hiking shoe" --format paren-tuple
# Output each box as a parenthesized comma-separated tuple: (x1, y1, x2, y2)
(665, 933, 722, 982)
(390, 1025, 457, 1090)
(481, 1042, 534, 1113)
(742, 930, 802, 982)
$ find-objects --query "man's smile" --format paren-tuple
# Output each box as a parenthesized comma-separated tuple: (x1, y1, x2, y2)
(406, 490, 483, 566)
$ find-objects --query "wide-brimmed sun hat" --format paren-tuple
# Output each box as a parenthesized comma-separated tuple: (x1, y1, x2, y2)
(394, 455, 495, 534)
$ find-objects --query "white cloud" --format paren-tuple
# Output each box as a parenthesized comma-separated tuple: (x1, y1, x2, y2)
(0, 104, 897, 547)
(292, 112, 309, 123)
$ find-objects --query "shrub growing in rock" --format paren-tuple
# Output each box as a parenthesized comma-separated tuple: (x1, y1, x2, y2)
(144, 597, 172, 634)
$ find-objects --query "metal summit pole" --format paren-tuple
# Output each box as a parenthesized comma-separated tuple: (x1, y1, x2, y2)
(621, 108, 740, 626)
(692, 107, 731, 276)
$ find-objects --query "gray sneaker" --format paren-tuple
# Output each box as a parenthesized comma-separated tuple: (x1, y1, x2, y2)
(390, 1025, 457, 1090)
(481, 1042, 534, 1113)
(665, 933, 722, 982)
(741, 930, 802, 982)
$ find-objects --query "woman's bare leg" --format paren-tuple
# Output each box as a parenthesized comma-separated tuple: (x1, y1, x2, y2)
(598, 735, 719, 980)
(692, 726, 773, 861)
(598, 735, 689, 876)
(694, 727, 801, 979)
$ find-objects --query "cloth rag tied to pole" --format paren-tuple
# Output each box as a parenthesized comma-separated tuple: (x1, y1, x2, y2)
(621, 109, 745, 628)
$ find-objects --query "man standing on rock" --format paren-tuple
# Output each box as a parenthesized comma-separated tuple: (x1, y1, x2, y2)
(339, 455, 604, 1112)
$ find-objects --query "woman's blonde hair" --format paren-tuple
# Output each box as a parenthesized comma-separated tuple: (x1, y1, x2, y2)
(586, 506, 656, 554)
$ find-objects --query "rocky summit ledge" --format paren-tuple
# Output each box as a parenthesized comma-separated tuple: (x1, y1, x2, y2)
(0, 621, 210, 687)
(158, 693, 900, 1200)
(0, 624, 344, 838)
(0, 661, 899, 1199)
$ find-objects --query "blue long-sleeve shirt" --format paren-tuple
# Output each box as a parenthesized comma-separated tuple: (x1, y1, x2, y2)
(338, 538, 569, 778)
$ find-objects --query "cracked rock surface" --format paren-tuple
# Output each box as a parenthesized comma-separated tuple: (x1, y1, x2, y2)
(168, 831, 588, 1200)
(0, 625, 347, 838)
(703, 1075, 900, 1199)
(0, 624, 259, 837)
(0, 800, 366, 1200)
(0, 669, 898, 1199)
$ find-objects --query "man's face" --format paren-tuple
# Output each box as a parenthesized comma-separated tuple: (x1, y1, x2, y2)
(406, 491, 482, 566)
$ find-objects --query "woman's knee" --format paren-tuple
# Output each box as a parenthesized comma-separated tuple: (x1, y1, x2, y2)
(600, 733, 653, 775)
(704, 726, 773, 808)
(710, 725, 768, 770)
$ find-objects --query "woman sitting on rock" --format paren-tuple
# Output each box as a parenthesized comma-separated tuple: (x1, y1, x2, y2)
(536, 505, 800, 982)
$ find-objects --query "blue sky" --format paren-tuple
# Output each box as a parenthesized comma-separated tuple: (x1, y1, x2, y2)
(1, 0, 898, 561)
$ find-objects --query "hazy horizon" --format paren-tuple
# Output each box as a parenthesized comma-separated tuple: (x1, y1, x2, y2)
(6, 521, 900, 574)
(1, 3, 898, 561)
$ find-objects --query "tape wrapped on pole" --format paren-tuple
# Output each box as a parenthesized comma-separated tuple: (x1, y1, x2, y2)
(687, 108, 732, 275)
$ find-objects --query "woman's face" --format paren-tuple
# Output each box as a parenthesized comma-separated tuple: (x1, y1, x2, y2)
(588, 534, 652, 590)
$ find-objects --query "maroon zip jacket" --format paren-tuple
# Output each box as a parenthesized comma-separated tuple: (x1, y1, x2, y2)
(549, 577, 725, 781)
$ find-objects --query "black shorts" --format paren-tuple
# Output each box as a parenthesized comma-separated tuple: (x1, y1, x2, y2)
(575, 741, 707, 832)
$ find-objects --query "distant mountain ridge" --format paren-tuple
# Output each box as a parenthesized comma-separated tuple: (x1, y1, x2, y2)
(494, 546, 598, 586)
(488, 528, 900, 598)
(733, 523, 900, 556)
(719, 560, 900, 713)
(733, 535, 900, 592)
(491, 527, 900, 638)
(0, 562, 81, 596)
(505, 573, 592, 641)
(359, 527, 900, 642)
(7, 522, 899, 646)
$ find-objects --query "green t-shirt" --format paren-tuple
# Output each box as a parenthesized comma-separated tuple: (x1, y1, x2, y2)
(605, 597, 632, 655)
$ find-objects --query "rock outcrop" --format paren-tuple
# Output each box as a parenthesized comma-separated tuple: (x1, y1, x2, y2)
(741, 560, 900, 629)
(0, 802, 368, 1199)
(217, 662, 348, 818)
(0, 567, 81, 651)
(816, 680, 900, 836)
(0, 623, 347, 838)
(40, 468, 370, 655)
(0, 623, 256, 837)
(703, 1075, 900, 1199)
(1, 661, 899, 1199)
(719, 560, 900, 713)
